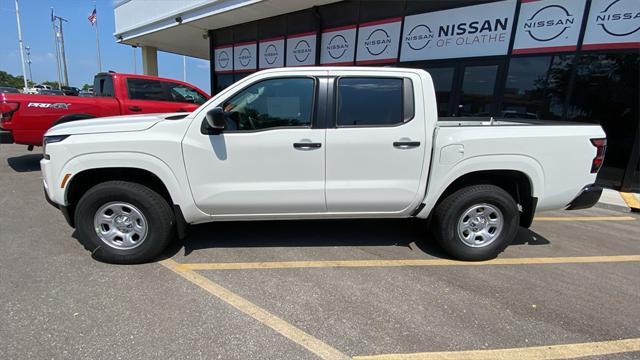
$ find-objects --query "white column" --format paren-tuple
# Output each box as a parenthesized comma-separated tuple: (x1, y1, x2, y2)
(141, 46, 158, 76)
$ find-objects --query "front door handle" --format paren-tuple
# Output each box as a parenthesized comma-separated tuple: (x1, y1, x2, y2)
(129, 106, 142, 112)
(293, 142, 322, 150)
(393, 141, 420, 149)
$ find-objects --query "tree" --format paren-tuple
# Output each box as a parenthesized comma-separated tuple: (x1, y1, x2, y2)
(0, 71, 34, 89)
(82, 83, 92, 91)
(41, 80, 61, 88)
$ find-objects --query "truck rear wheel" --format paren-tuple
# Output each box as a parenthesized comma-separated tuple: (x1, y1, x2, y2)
(74, 181, 175, 264)
(432, 184, 519, 261)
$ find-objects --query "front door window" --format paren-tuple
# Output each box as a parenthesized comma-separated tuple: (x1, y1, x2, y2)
(222, 77, 315, 131)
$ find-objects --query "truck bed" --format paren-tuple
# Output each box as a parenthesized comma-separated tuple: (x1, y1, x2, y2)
(437, 117, 595, 127)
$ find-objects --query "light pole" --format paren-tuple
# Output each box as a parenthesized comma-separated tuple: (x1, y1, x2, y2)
(133, 46, 137, 74)
(51, 8, 62, 89)
(183, 56, 187, 82)
(56, 16, 69, 86)
(14, 0, 29, 91)
(25, 45, 33, 84)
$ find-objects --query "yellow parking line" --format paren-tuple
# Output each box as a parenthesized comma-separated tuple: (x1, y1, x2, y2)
(534, 216, 635, 221)
(620, 192, 640, 211)
(353, 337, 640, 360)
(180, 255, 640, 271)
(159, 259, 350, 360)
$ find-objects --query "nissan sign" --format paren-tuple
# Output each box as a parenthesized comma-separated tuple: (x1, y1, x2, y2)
(321, 25, 356, 65)
(583, 0, 640, 50)
(286, 32, 317, 66)
(513, 0, 587, 54)
(356, 17, 402, 65)
(401, 0, 517, 62)
(259, 37, 285, 69)
(234, 42, 256, 71)
(214, 45, 233, 73)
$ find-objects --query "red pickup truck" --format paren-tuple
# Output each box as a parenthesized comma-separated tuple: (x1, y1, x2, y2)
(0, 72, 209, 147)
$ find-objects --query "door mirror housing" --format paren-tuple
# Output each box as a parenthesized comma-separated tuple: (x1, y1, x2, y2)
(205, 107, 226, 131)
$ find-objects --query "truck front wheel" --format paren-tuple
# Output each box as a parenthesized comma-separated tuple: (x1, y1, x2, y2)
(432, 184, 519, 261)
(74, 181, 175, 264)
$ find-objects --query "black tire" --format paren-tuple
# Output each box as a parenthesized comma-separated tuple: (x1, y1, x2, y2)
(432, 184, 519, 261)
(74, 181, 175, 264)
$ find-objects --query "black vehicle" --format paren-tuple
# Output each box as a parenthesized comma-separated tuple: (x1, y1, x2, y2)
(37, 89, 66, 96)
(0, 87, 20, 94)
(61, 86, 80, 96)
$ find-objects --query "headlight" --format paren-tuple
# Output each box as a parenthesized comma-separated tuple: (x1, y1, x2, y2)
(43, 135, 69, 159)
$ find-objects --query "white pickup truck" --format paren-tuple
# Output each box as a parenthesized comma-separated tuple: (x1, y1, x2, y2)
(41, 67, 606, 264)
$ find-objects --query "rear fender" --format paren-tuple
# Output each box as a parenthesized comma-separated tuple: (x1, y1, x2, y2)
(417, 154, 544, 218)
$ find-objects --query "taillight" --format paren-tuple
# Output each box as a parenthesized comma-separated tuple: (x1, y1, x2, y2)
(590, 138, 606, 173)
(0, 102, 20, 123)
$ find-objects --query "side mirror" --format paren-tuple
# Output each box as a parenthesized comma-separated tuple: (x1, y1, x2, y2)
(205, 107, 226, 131)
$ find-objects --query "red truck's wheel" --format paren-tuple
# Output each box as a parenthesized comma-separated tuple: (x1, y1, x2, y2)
(74, 181, 175, 264)
(432, 184, 519, 261)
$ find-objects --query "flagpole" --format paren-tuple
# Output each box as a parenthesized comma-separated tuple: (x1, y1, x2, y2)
(94, 2, 102, 72)
(14, 0, 29, 91)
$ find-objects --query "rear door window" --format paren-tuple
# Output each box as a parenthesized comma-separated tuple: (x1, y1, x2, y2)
(127, 78, 166, 101)
(93, 76, 114, 97)
(336, 77, 405, 126)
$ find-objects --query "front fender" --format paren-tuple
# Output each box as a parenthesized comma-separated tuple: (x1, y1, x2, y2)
(417, 154, 545, 218)
(54, 152, 206, 222)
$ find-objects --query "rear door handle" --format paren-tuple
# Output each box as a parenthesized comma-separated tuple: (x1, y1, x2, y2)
(293, 142, 322, 150)
(393, 141, 420, 149)
(129, 106, 142, 112)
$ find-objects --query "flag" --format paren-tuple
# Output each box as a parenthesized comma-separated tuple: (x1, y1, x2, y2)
(88, 8, 97, 25)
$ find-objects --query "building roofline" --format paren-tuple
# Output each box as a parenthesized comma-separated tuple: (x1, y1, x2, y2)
(114, 0, 262, 41)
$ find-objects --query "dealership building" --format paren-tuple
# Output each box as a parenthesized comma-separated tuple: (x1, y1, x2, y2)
(114, 0, 639, 192)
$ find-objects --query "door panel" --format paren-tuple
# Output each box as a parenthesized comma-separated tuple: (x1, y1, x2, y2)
(325, 73, 427, 213)
(183, 128, 326, 215)
(182, 75, 327, 216)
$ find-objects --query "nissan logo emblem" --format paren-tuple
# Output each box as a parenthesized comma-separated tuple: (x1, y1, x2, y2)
(217, 50, 230, 69)
(327, 34, 349, 59)
(364, 28, 391, 56)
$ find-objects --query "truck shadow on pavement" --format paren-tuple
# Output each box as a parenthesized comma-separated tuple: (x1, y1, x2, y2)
(7, 153, 43, 173)
(164, 219, 551, 260)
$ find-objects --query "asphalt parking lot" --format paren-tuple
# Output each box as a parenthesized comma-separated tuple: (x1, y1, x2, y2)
(1, 143, 639, 359)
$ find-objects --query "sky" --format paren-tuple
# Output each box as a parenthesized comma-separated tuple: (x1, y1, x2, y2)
(0, 0, 211, 92)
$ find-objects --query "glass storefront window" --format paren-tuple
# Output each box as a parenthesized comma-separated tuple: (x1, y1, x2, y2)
(502, 55, 573, 120)
(426, 67, 454, 117)
(567, 53, 639, 190)
(502, 57, 551, 119)
(214, 74, 234, 94)
(459, 65, 498, 116)
(544, 56, 574, 120)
